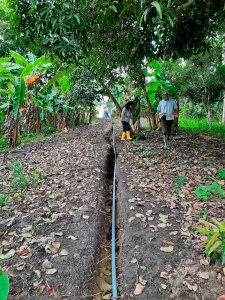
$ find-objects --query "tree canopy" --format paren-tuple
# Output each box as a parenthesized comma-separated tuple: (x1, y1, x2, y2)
(8, 0, 225, 67)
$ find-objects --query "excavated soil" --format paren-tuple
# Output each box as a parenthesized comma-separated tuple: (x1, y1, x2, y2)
(0, 119, 225, 300)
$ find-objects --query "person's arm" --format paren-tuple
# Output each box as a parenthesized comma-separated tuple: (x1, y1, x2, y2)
(121, 107, 125, 122)
(174, 101, 178, 118)
(174, 108, 178, 118)
(155, 110, 159, 125)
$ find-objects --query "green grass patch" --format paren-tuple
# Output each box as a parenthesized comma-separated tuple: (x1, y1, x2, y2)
(0, 137, 10, 152)
(179, 116, 225, 138)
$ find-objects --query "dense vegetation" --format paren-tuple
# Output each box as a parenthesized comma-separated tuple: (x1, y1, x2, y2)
(0, 0, 224, 148)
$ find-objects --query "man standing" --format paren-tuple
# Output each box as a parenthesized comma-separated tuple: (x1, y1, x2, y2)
(155, 90, 178, 149)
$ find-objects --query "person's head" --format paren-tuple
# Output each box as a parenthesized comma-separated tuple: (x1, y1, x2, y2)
(163, 90, 170, 100)
(124, 101, 133, 110)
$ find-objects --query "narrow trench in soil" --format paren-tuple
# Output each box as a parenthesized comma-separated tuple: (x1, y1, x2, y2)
(92, 145, 120, 300)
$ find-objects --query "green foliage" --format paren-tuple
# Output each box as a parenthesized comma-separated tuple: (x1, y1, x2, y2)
(197, 218, 225, 265)
(217, 169, 225, 180)
(204, 161, 211, 166)
(0, 194, 7, 207)
(195, 182, 225, 201)
(0, 267, 10, 300)
(173, 176, 186, 186)
(200, 210, 208, 220)
(10, 158, 29, 191)
(32, 169, 46, 181)
(141, 150, 151, 158)
(179, 116, 225, 138)
(0, 138, 10, 151)
(146, 162, 153, 168)
(8, 0, 225, 65)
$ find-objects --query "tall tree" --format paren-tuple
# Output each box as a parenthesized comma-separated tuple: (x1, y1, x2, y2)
(222, 33, 225, 125)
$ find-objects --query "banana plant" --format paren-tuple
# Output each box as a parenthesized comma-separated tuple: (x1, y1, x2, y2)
(142, 60, 178, 129)
(0, 50, 67, 145)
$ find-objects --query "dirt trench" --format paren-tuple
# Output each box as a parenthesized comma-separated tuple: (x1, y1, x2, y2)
(1, 120, 225, 300)
(0, 121, 118, 300)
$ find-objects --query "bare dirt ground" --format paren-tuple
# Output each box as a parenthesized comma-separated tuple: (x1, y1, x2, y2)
(1, 119, 225, 300)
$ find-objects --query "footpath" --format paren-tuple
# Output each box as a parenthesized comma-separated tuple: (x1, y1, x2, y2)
(0, 119, 225, 300)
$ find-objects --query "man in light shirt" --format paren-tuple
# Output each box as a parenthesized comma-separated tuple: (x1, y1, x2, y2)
(155, 90, 178, 149)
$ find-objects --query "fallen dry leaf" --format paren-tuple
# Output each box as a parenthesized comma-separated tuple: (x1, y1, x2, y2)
(39, 285, 45, 292)
(20, 248, 30, 256)
(169, 231, 178, 235)
(66, 235, 78, 240)
(129, 216, 135, 222)
(133, 283, 146, 295)
(45, 268, 57, 275)
(197, 271, 209, 279)
(48, 288, 55, 296)
(161, 283, 167, 290)
(60, 249, 68, 256)
(184, 281, 198, 291)
(11, 286, 23, 295)
(163, 240, 174, 246)
(160, 272, 169, 280)
(0, 249, 16, 259)
(160, 246, 174, 253)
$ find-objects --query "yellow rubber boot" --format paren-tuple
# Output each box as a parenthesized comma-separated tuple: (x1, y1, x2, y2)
(121, 132, 126, 141)
(126, 131, 132, 140)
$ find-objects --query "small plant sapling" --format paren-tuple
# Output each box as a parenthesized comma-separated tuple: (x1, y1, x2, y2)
(141, 150, 151, 158)
(10, 158, 29, 191)
(195, 182, 225, 201)
(204, 161, 211, 166)
(173, 176, 186, 187)
(197, 218, 225, 264)
(217, 169, 225, 180)
(0, 267, 10, 300)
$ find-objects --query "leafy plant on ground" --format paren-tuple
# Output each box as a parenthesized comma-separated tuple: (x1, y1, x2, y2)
(0, 194, 7, 207)
(133, 131, 146, 141)
(200, 210, 208, 220)
(10, 158, 30, 192)
(197, 218, 225, 265)
(217, 169, 225, 180)
(32, 169, 46, 181)
(173, 176, 186, 187)
(0, 267, 10, 300)
(141, 150, 151, 158)
(195, 182, 225, 201)
(146, 162, 153, 168)
(0, 138, 10, 152)
(204, 161, 211, 166)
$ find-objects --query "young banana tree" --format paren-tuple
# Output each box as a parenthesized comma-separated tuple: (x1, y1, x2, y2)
(0, 50, 67, 145)
(142, 60, 177, 129)
(0, 55, 26, 146)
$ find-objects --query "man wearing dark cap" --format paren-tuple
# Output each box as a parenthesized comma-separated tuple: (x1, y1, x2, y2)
(155, 90, 178, 149)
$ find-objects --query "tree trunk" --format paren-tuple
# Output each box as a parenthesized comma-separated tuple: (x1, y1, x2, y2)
(88, 104, 93, 124)
(203, 98, 212, 130)
(142, 86, 156, 130)
(12, 118, 19, 147)
(101, 82, 122, 113)
(4, 109, 19, 147)
(36, 107, 42, 133)
(22, 100, 36, 133)
(222, 33, 225, 125)
(34, 83, 42, 133)
(172, 100, 179, 133)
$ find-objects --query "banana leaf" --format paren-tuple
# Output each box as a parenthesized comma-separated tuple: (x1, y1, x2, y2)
(13, 79, 26, 120)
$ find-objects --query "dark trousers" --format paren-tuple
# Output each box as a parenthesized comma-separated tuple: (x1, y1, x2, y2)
(160, 116, 174, 137)
(122, 121, 131, 132)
